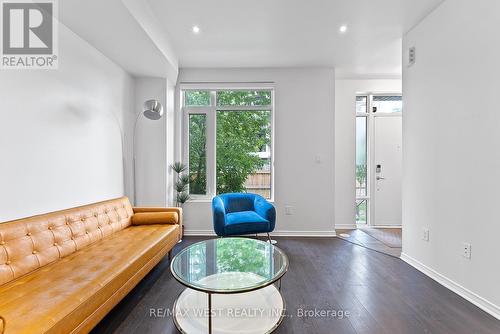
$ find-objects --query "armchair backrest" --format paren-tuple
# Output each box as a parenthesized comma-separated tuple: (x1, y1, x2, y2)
(219, 193, 257, 213)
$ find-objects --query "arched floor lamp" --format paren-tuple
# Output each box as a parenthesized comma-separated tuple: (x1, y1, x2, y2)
(133, 100, 164, 205)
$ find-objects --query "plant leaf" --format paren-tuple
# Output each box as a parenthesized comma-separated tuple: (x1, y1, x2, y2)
(170, 162, 187, 174)
(177, 192, 190, 203)
(175, 180, 188, 193)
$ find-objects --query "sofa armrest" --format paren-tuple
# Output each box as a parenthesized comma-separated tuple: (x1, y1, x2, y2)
(133, 207, 182, 215)
(254, 197, 276, 231)
(133, 207, 183, 238)
(131, 212, 179, 225)
(212, 196, 226, 236)
(133, 207, 182, 222)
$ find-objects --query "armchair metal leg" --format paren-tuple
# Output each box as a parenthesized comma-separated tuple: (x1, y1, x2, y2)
(266, 233, 277, 245)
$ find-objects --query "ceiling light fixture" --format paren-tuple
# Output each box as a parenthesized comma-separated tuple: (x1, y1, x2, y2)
(192, 25, 200, 34)
(339, 25, 347, 33)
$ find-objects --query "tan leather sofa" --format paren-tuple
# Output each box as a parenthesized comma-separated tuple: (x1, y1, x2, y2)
(0, 197, 181, 334)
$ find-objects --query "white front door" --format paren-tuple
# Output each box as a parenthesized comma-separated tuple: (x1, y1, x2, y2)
(373, 116, 402, 226)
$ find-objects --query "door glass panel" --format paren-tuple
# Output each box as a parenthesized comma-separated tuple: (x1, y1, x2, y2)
(356, 199, 367, 224)
(372, 96, 402, 113)
(356, 117, 367, 197)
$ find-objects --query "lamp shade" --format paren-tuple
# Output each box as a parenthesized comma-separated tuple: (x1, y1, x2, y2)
(143, 100, 164, 120)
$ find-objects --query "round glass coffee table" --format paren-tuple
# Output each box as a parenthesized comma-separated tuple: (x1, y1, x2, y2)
(170, 237, 289, 334)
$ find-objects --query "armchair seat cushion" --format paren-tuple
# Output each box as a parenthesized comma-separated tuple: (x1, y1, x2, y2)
(225, 211, 270, 235)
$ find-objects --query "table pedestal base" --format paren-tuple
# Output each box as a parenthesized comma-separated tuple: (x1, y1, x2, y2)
(173, 284, 285, 334)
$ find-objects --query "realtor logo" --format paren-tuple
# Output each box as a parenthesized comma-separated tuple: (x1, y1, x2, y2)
(1, 0, 58, 69)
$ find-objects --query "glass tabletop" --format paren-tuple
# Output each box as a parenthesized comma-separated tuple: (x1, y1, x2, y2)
(170, 237, 289, 294)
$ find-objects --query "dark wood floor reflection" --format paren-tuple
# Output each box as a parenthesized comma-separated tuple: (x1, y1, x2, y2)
(92, 237, 500, 334)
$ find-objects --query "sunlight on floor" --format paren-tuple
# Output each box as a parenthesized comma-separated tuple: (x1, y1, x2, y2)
(336, 228, 402, 257)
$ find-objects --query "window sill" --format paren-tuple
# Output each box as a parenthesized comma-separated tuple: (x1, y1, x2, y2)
(186, 197, 275, 204)
(187, 198, 212, 203)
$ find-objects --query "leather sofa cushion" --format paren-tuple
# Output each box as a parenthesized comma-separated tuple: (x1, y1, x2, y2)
(225, 211, 270, 235)
(131, 212, 178, 225)
(0, 224, 179, 334)
(0, 197, 133, 286)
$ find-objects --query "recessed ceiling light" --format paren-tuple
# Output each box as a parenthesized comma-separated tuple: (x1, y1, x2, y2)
(339, 25, 347, 33)
(192, 25, 200, 34)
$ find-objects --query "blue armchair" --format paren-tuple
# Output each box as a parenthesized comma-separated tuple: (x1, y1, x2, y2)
(212, 193, 276, 241)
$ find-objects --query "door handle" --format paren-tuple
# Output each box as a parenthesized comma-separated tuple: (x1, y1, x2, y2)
(376, 176, 386, 180)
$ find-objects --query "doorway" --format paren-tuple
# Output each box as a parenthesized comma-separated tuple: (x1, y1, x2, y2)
(340, 94, 402, 257)
(356, 94, 402, 227)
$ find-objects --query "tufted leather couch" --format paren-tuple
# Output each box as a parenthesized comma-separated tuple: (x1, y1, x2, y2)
(0, 197, 182, 334)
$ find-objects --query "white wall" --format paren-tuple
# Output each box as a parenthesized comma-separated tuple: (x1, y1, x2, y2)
(166, 79, 177, 207)
(133, 77, 168, 206)
(0, 25, 134, 222)
(402, 0, 500, 318)
(176, 68, 336, 236)
(334, 79, 402, 229)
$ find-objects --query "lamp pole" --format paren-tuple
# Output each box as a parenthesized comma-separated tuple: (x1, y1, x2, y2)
(132, 100, 164, 206)
(132, 111, 143, 206)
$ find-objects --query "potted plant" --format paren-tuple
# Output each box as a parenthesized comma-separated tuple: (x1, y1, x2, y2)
(170, 162, 190, 238)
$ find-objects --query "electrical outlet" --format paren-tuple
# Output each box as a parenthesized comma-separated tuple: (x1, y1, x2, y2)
(463, 243, 472, 259)
(422, 228, 429, 241)
(285, 206, 294, 215)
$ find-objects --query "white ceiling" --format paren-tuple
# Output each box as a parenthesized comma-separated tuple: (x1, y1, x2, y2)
(147, 0, 444, 77)
(60, 0, 178, 79)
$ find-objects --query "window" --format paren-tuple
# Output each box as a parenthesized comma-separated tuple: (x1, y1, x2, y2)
(356, 199, 368, 225)
(372, 95, 402, 113)
(356, 96, 368, 224)
(356, 117, 367, 197)
(188, 114, 207, 195)
(356, 96, 368, 114)
(185, 91, 210, 106)
(183, 88, 274, 199)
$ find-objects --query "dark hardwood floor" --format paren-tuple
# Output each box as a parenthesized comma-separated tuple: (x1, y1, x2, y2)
(92, 237, 500, 334)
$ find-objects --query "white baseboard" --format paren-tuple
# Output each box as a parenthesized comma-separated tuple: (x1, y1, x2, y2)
(183, 230, 217, 236)
(335, 224, 402, 229)
(400, 252, 500, 321)
(183, 230, 336, 237)
(271, 230, 336, 237)
(335, 224, 357, 230)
